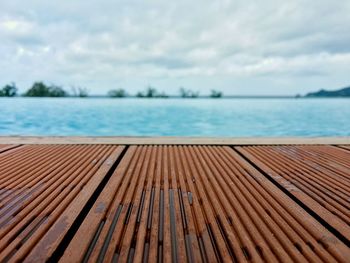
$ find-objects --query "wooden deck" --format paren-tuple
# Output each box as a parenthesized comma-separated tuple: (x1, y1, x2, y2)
(0, 140, 349, 262)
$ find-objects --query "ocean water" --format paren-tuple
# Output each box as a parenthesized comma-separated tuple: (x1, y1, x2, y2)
(0, 98, 349, 137)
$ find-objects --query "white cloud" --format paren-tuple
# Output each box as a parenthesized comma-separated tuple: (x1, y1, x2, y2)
(0, 0, 349, 95)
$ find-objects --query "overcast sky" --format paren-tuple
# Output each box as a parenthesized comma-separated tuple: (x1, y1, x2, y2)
(0, 0, 349, 95)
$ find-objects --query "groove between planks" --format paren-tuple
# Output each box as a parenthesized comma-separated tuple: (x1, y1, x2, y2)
(60, 145, 350, 263)
(0, 144, 349, 262)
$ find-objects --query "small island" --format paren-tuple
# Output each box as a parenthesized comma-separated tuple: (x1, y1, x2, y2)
(304, 86, 350, 97)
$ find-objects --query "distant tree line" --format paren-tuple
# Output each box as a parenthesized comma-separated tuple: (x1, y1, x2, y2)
(0, 82, 223, 98)
(179, 87, 199, 98)
(0, 83, 17, 97)
(106, 86, 223, 98)
(135, 86, 169, 98)
(0, 82, 89, 97)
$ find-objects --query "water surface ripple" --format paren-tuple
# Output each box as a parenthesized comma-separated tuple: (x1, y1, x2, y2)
(0, 98, 349, 136)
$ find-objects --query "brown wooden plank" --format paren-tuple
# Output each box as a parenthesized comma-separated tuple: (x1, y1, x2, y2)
(0, 143, 349, 262)
(60, 145, 350, 262)
(338, 145, 350, 151)
(24, 146, 126, 262)
(0, 144, 20, 154)
(236, 145, 350, 242)
(0, 144, 123, 262)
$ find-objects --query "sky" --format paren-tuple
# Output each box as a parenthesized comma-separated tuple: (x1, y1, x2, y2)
(0, 0, 349, 96)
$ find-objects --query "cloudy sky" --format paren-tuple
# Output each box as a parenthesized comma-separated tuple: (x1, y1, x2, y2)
(0, 0, 349, 95)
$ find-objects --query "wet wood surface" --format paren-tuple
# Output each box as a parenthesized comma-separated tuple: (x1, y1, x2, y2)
(0, 143, 349, 262)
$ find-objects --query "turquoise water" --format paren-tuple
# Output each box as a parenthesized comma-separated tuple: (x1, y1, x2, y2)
(0, 98, 349, 136)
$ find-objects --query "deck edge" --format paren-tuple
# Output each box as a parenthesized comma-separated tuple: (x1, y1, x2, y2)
(0, 136, 349, 145)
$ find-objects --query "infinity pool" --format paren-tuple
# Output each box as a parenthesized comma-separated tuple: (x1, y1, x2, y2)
(0, 98, 349, 136)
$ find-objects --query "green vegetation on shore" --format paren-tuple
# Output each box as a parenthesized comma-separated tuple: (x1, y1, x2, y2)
(210, 89, 223, 98)
(71, 86, 89, 97)
(0, 82, 224, 98)
(108, 88, 127, 98)
(136, 86, 169, 98)
(179, 87, 199, 98)
(2, 81, 350, 98)
(24, 82, 68, 97)
(0, 83, 17, 97)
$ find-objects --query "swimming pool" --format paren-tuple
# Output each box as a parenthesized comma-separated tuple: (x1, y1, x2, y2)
(0, 98, 349, 136)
